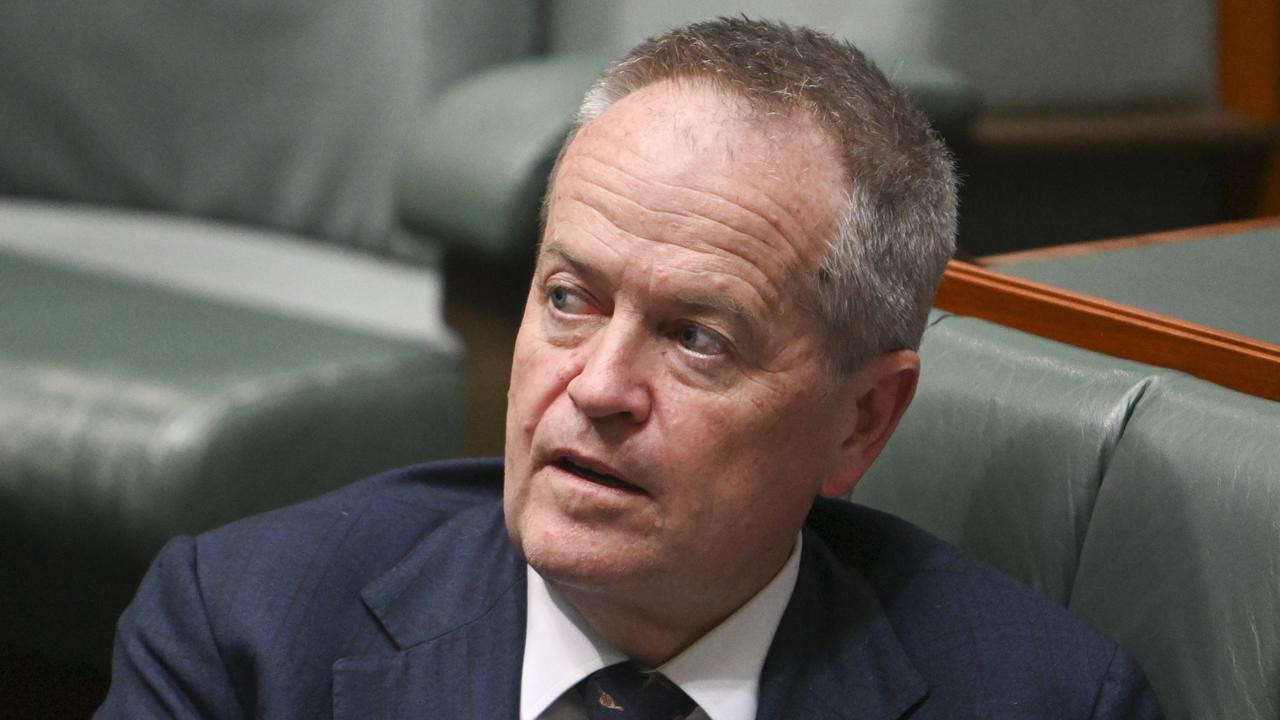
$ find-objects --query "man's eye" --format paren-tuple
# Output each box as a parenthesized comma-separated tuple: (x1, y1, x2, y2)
(548, 285, 588, 314)
(676, 324, 727, 357)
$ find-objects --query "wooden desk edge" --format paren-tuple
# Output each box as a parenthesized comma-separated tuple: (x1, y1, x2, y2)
(936, 260, 1280, 402)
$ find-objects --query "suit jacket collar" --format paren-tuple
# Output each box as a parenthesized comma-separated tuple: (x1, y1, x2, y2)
(756, 524, 928, 720)
(331, 485, 927, 720)
(333, 500, 527, 719)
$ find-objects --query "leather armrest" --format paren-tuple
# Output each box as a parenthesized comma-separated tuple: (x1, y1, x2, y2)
(397, 54, 609, 259)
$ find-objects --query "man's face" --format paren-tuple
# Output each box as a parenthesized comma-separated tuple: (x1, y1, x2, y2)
(504, 80, 854, 614)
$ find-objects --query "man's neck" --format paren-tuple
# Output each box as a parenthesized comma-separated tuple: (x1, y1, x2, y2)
(549, 539, 798, 667)
(554, 590, 714, 667)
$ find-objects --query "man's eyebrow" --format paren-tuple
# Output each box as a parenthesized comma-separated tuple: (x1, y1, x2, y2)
(537, 241, 597, 280)
(673, 292, 748, 321)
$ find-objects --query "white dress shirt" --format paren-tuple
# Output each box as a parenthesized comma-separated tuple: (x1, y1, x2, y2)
(519, 534, 803, 720)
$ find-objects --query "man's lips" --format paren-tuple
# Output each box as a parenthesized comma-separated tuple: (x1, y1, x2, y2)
(550, 453, 645, 494)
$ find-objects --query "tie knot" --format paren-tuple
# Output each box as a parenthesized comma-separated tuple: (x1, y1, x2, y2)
(577, 661, 698, 720)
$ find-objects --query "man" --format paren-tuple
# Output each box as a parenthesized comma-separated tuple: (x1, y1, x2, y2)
(97, 18, 1162, 719)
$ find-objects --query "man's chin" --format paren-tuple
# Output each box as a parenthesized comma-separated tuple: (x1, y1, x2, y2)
(513, 522, 656, 592)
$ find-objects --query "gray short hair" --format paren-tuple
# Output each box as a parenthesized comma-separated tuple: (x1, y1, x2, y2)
(559, 17, 957, 373)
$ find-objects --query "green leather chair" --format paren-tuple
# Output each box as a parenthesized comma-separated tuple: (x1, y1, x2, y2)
(0, 205, 465, 670)
(0, 0, 540, 702)
(854, 311, 1280, 720)
(854, 313, 1153, 605)
(1071, 376, 1280, 720)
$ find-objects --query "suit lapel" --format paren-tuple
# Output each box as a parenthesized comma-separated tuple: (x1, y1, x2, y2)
(756, 525, 928, 720)
(333, 501, 527, 719)
(327, 475, 927, 719)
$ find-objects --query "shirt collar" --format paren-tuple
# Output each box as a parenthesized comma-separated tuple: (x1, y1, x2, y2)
(519, 534, 803, 720)
(519, 560, 626, 719)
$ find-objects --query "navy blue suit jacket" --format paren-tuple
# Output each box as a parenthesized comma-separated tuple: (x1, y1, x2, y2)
(96, 458, 1163, 719)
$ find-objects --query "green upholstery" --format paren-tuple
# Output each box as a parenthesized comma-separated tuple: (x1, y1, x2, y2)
(0, 0, 537, 253)
(855, 312, 1153, 605)
(853, 311, 1280, 720)
(1071, 376, 1280, 720)
(0, 204, 464, 668)
(0, 0, 559, 686)
(399, 54, 610, 257)
(996, 225, 1280, 344)
(399, 52, 979, 260)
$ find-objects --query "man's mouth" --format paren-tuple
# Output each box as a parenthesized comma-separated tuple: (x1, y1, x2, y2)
(553, 456, 643, 493)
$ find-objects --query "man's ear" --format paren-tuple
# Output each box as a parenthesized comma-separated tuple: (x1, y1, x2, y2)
(819, 349, 920, 498)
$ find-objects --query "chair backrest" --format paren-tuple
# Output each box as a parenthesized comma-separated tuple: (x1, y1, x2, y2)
(1068, 375, 1280, 720)
(853, 311, 1280, 720)
(0, 0, 537, 251)
(854, 312, 1155, 605)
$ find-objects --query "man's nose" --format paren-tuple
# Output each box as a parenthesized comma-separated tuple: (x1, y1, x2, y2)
(566, 316, 652, 424)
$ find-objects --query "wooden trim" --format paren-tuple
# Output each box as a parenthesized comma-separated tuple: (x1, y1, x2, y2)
(935, 261, 1280, 402)
(981, 216, 1280, 265)
(1221, 0, 1280, 213)
(1221, 0, 1280, 119)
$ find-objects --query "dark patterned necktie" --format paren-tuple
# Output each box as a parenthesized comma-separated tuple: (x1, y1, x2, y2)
(576, 661, 699, 720)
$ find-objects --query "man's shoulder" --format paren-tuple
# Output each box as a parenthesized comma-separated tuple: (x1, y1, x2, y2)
(190, 455, 505, 602)
(98, 459, 512, 718)
(199, 456, 504, 557)
(809, 497, 1081, 627)
(804, 498, 1161, 717)
(254, 456, 505, 525)
(807, 497, 1106, 650)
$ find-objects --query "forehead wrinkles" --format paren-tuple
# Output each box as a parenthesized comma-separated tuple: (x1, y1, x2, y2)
(552, 145, 834, 304)
(547, 78, 846, 320)
(581, 148, 810, 255)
